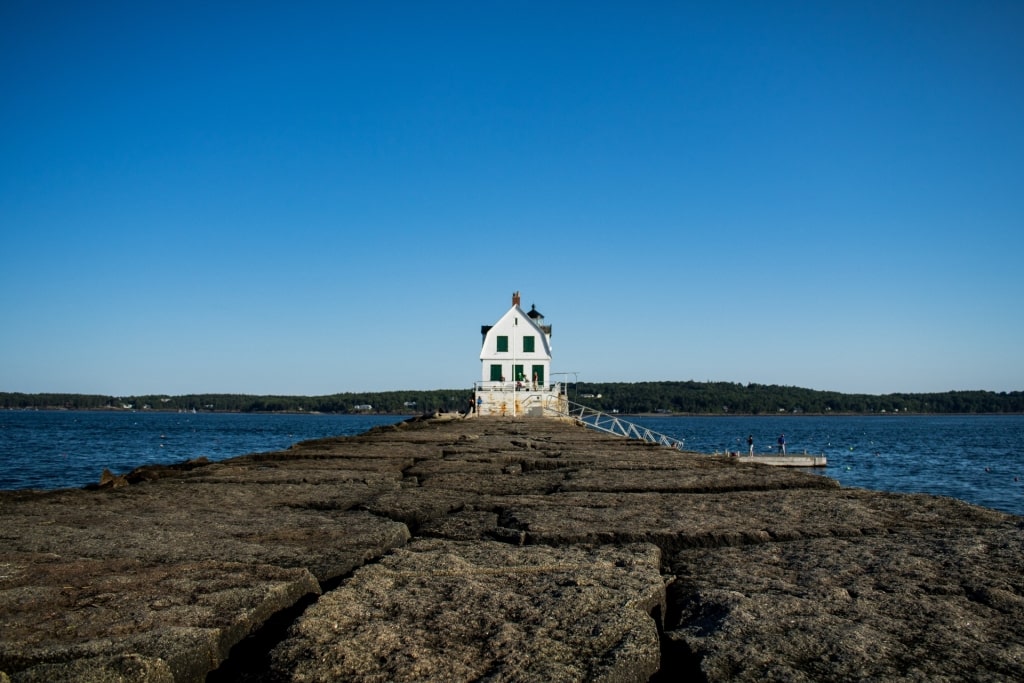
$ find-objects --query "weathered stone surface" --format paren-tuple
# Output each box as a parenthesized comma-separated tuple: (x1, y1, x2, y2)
(558, 460, 838, 494)
(0, 486, 411, 582)
(418, 509, 500, 541)
(266, 539, 666, 683)
(664, 525, 1024, 682)
(1, 438, 414, 682)
(485, 488, 1011, 548)
(0, 560, 319, 682)
(5, 653, 175, 683)
(2, 415, 1022, 682)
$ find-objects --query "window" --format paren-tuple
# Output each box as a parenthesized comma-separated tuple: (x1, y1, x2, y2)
(522, 336, 535, 353)
(497, 336, 508, 352)
(490, 364, 503, 381)
(514, 365, 525, 381)
(531, 365, 544, 385)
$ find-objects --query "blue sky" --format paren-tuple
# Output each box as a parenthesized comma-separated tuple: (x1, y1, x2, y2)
(2, 1, 1022, 396)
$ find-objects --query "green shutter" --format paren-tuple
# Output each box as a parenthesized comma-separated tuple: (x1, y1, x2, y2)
(522, 336, 535, 353)
(514, 365, 524, 381)
(490, 364, 503, 381)
(497, 336, 508, 352)
(531, 365, 544, 385)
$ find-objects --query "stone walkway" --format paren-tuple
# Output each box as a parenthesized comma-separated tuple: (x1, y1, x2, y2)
(1, 416, 1021, 681)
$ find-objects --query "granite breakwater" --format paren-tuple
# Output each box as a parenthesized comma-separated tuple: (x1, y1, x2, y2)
(1, 415, 1022, 681)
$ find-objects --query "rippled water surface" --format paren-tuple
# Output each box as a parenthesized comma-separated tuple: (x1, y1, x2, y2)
(0, 411, 404, 490)
(2, 411, 1022, 516)
(632, 414, 1024, 516)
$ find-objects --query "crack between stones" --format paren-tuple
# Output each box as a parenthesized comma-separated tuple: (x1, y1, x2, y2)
(205, 542, 406, 682)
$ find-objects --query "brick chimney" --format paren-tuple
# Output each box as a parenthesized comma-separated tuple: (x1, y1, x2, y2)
(512, 291, 521, 307)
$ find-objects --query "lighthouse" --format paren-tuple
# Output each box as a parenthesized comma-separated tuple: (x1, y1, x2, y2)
(475, 292, 565, 417)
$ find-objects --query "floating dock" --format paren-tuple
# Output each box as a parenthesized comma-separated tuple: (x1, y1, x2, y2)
(734, 453, 828, 467)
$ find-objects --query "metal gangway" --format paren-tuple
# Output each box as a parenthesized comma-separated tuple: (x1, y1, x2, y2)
(545, 399, 686, 451)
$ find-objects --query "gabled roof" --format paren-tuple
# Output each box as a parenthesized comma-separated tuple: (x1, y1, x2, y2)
(480, 302, 552, 358)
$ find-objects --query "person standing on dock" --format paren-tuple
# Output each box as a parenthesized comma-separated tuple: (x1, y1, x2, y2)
(747, 435, 754, 456)
(778, 434, 786, 455)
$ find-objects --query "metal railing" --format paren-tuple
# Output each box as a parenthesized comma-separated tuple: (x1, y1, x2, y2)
(475, 380, 560, 393)
(545, 399, 686, 450)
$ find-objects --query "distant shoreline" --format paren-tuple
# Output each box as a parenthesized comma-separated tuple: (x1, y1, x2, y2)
(4, 406, 1022, 418)
(3, 384, 1022, 415)
(1, 406, 420, 416)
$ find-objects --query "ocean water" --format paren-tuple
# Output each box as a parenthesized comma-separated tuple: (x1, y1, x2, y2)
(1, 411, 1022, 517)
(632, 414, 1024, 517)
(0, 411, 404, 491)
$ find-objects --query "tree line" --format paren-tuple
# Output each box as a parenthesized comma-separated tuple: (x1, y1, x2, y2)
(0, 391, 473, 414)
(1, 382, 1021, 414)
(567, 381, 1024, 415)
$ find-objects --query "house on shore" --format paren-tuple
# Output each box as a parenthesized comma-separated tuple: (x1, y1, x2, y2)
(474, 292, 566, 417)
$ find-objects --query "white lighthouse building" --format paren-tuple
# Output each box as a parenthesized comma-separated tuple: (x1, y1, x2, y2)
(475, 292, 566, 417)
